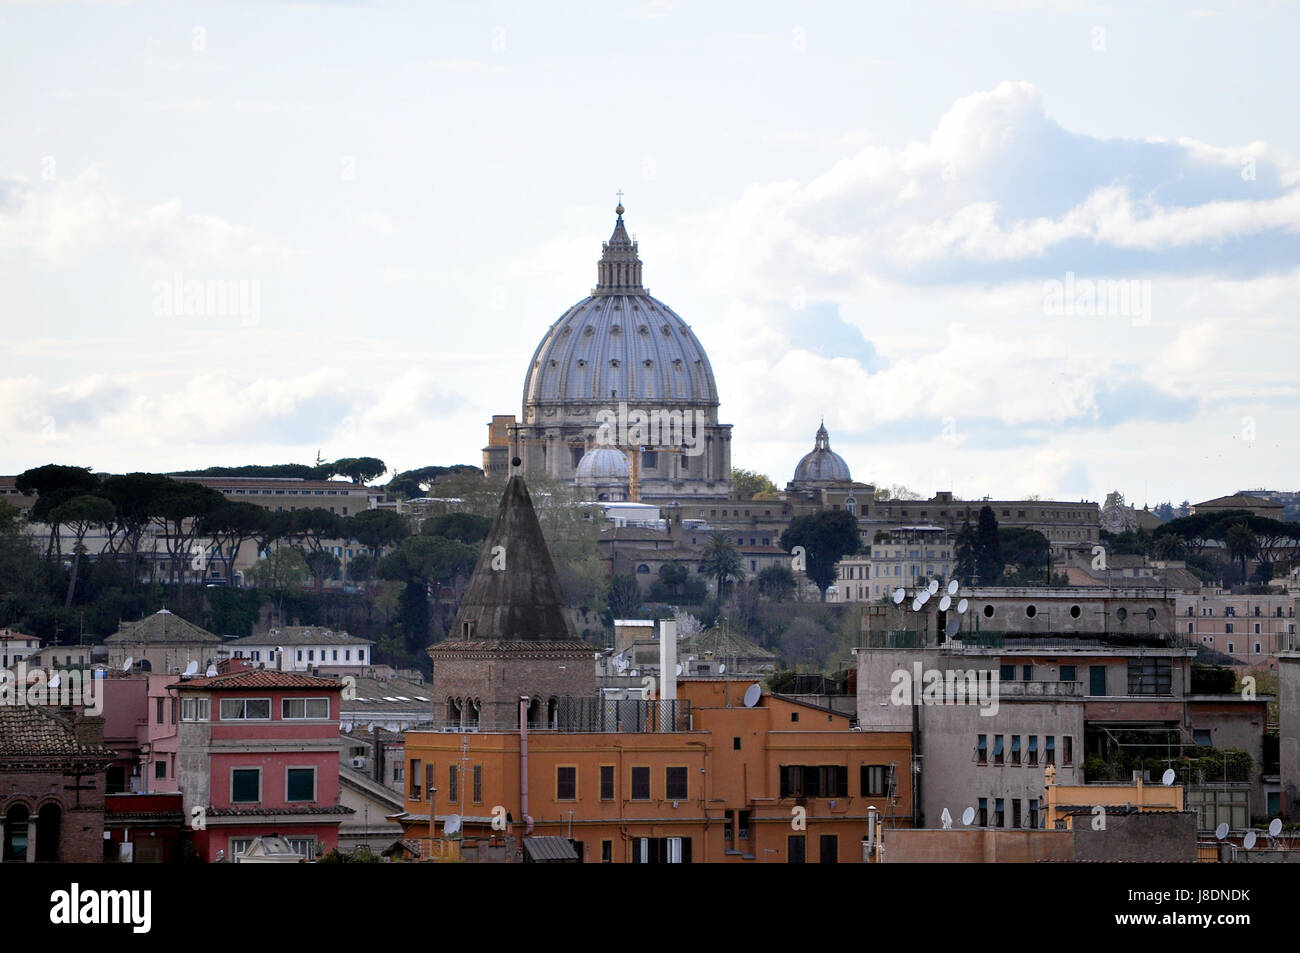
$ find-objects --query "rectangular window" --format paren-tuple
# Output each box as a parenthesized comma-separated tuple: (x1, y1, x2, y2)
(1127, 657, 1172, 695)
(287, 838, 316, 861)
(787, 834, 806, 864)
(1193, 729, 1211, 746)
(556, 766, 577, 801)
(861, 764, 891, 796)
(737, 810, 752, 839)
(1027, 736, 1038, 766)
(733, 737, 741, 751)
(1012, 799, 1022, 828)
(665, 766, 688, 800)
(231, 768, 260, 803)
(1046, 736, 1056, 765)
(1011, 735, 1021, 766)
(156, 698, 165, 723)
(1060, 665, 1077, 682)
(599, 765, 615, 801)
(219, 698, 271, 720)
(155, 759, 166, 779)
(472, 765, 483, 803)
(994, 798, 1005, 827)
(181, 697, 210, 722)
(819, 834, 838, 864)
(448, 765, 459, 804)
(601, 840, 613, 863)
(409, 759, 422, 799)
(171, 697, 178, 723)
(286, 767, 316, 802)
(978, 797, 988, 827)
(1029, 798, 1039, 829)
(282, 697, 330, 719)
(230, 838, 251, 860)
(1062, 735, 1073, 766)
(631, 766, 650, 800)
(976, 735, 987, 764)
(1000, 664, 1015, 681)
(1022, 665, 1032, 681)
(993, 735, 1004, 765)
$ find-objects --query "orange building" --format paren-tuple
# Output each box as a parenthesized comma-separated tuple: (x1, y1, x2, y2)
(394, 678, 912, 863)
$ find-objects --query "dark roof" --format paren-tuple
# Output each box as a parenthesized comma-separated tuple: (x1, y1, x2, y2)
(106, 609, 222, 644)
(226, 626, 373, 648)
(522, 836, 579, 862)
(171, 671, 342, 691)
(443, 476, 585, 645)
(0, 706, 114, 759)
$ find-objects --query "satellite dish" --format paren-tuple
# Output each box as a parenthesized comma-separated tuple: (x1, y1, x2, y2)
(911, 597, 923, 612)
(1161, 768, 1175, 787)
(961, 807, 975, 826)
(945, 617, 960, 639)
(122, 656, 134, 671)
(947, 579, 959, 596)
(718, 663, 726, 674)
(940, 807, 952, 829)
(957, 599, 969, 615)
(444, 814, 462, 836)
(1243, 830, 1257, 850)
(927, 580, 939, 596)
(205, 664, 218, 677)
(48, 673, 60, 689)
(892, 588, 905, 605)
(742, 684, 761, 708)
(183, 660, 199, 677)
(1269, 818, 1282, 837)
(675, 663, 683, 676)
(918, 590, 930, 605)
(1215, 822, 1229, 840)
(939, 595, 952, 612)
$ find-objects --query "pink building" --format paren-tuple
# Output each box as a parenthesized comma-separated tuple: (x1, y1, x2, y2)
(173, 664, 349, 862)
(98, 673, 184, 794)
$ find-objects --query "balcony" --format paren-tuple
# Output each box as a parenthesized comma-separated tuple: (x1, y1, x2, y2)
(996, 680, 1084, 698)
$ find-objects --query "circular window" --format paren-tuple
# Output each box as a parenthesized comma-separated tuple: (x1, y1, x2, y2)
(1070, 604, 1081, 619)
(1116, 607, 1128, 622)
(1146, 608, 1157, 621)
(983, 604, 994, 618)
(1025, 605, 1037, 619)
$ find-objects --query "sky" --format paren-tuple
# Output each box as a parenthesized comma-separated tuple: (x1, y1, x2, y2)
(1, 0, 1298, 507)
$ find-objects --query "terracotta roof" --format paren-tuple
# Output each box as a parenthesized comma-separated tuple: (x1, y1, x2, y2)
(105, 609, 222, 644)
(0, 706, 114, 758)
(206, 805, 354, 817)
(171, 670, 342, 691)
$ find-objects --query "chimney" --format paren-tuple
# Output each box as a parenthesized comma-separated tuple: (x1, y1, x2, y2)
(659, 618, 677, 702)
(74, 713, 105, 747)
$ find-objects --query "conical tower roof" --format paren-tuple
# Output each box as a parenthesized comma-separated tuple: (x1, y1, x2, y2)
(441, 475, 583, 645)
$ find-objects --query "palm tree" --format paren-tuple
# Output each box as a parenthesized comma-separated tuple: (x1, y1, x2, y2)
(700, 532, 744, 601)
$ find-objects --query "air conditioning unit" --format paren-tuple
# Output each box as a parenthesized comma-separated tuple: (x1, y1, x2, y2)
(351, 757, 366, 769)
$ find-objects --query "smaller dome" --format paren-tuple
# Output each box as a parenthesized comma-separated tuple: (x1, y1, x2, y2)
(792, 422, 852, 484)
(575, 447, 631, 483)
